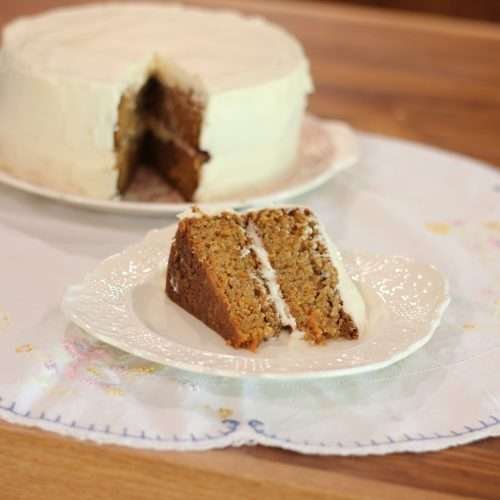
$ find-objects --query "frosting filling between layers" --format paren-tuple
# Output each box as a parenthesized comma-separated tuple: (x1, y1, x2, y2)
(246, 220, 303, 336)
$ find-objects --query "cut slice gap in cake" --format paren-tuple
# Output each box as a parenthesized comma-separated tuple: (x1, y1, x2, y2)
(166, 207, 366, 351)
(114, 73, 210, 201)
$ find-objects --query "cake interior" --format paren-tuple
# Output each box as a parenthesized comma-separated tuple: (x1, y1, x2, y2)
(166, 208, 360, 350)
(114, 75, 209, 201)
(247, 208, 359, 343)
(167, 211, 282, 350)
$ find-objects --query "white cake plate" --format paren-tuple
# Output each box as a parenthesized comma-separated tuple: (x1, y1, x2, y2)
(62, 225, 450, 379)
(0, 115, 357, 216)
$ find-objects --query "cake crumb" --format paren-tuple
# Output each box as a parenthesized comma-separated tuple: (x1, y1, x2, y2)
(218, 407, 233, 419)
(16, 343, 33, 353)
(306, 310, 324, 343)
(463, 323, 476, 330)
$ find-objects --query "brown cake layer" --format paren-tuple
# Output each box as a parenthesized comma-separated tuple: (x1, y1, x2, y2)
(144, 131, 208, 201)
(138, 76, 203, 147)
(166, 211, 281, 350)
(248, 208, 359, 343)
(166, 208, 360, 351)
(114, 75, 209, 200)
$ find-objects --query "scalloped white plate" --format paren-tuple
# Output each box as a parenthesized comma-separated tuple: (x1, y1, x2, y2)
(0, 115, 357, 216)
(62, 225, 450, 379)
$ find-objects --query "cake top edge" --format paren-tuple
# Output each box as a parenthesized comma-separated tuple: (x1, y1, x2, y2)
(1, 2, 312, 94)
(176, 204, 313, 220)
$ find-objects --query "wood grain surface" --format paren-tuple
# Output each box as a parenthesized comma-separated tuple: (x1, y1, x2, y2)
(1, 1, 500, 499)
(309, 0, 500, 23)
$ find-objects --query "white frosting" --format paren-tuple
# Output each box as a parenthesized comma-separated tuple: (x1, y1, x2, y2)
(0, 3, 312, 200)
(315, 220, 366, 333)
(176, 206, 237, 220)
(169, 273, 179, 294)
(246, 221, 303, 336)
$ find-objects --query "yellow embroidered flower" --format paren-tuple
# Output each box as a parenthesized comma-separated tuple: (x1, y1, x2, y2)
(16, 343, 33, 353)
(127, 365, 158, 375)
(485, 221, 500, 233)
(218, 407, 234, 419)
(105, 387, 124, 397)
(425, 223, 452, 235)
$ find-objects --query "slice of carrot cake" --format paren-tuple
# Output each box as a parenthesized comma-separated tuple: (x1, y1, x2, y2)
(166, 207, 365, 351)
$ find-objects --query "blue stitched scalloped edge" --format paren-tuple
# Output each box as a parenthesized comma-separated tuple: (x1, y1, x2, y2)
(1, 396, 499, 450)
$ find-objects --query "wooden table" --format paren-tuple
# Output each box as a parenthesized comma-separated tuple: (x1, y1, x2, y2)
(2, 1, 500, 499)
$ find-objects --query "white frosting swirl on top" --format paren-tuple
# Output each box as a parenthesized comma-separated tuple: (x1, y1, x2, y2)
(3, 2, 309, 93)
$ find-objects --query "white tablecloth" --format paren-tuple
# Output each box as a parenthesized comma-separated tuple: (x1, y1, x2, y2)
(0, 131, 499, 455)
